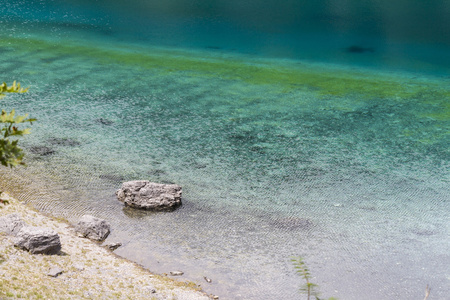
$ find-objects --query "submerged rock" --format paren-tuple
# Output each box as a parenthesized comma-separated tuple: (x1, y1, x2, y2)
(14, 226, 61, 254)
(47, 137, 81, 147)
(116, 181, 182, 211)
(0, 213, 25, 236)
(272, 217, 314, 231)
(96, 118, 114, 125)
(29, 146, 55, 156)
(75, 215, 111, 241)
(345, 45, 375, 53)
(99, 174, 125, 182)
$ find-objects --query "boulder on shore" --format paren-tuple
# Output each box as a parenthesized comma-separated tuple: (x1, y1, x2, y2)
(75, 215, 111, 241)
(14, 226, 61, 254)
(116, 181, 182, 211)
(0, 213, 25, 236)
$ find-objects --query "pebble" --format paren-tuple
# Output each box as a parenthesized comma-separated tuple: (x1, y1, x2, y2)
(48, 267, 64, 277)
(169, 271, 184, 276)
(73, 264, 85, 271)
(204, 276, 212, 283)
(143, 286, 157, 293)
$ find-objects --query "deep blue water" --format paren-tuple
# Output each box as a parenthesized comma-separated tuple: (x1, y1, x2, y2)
(6, 0, 450, 73)
(1, 1, 449, 299)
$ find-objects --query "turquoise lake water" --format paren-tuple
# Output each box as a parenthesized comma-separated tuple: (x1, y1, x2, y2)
(1, 1, 449, 299)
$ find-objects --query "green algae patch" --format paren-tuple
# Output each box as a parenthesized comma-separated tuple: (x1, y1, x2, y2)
(2, 35, 449, 103)
(421, 100, 450, 121)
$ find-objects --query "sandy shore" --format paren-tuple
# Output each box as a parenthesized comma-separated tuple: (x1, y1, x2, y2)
(0, 192, 214, 300)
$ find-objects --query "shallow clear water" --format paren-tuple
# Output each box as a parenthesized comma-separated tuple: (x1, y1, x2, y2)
(1, 1, 449, 299)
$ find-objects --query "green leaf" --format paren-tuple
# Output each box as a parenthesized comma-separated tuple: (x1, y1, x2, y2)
(0, 81, 29, 98)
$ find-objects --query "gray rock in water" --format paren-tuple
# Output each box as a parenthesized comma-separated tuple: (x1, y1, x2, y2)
(48, 267, 64, 277)
(103, 242, 122, 251)
(14, 226, 61, 254)
(75, 215, 111, 241)
(204, 276, 212, 283)
(116, 180, 182, 211)
(0, 213, 25, 236)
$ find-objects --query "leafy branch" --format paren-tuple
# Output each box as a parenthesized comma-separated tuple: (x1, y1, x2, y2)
(0, 82, 35, 167)
(292, 256, 431, 300)
(291, 256, 320, 300)
(291, 256, 338, 300)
